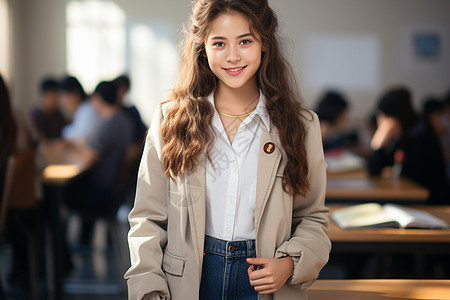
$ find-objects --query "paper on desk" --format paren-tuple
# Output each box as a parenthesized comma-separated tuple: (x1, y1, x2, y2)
(325, 150, 365, 173)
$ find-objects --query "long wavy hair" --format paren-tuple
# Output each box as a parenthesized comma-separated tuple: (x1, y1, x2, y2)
(161, 0, 311, 196)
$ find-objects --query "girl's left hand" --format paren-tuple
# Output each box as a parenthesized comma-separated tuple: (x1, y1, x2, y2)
(246, 257, 294, 294)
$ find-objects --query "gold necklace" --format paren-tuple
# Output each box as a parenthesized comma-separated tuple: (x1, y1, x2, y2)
(217, 107, 257, 118)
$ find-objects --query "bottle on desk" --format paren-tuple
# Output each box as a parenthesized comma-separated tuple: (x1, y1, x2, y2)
(392, 149, 404, 179)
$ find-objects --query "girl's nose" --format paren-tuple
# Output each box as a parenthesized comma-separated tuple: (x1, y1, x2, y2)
(226, 46, 241, 63)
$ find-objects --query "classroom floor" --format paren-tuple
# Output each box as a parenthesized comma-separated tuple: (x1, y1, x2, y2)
(0, 210, 130, 300)
(68, 207, 133, 300)
(63, 216, 128, 300)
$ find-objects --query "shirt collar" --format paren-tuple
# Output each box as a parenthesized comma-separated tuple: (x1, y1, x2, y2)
(207, 91, 271, 132)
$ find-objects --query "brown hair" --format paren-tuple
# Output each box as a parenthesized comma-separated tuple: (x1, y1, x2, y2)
(161, 0, 311, 196)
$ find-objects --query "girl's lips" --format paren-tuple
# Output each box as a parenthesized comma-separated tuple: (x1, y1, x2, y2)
(223, 66, 247, 76)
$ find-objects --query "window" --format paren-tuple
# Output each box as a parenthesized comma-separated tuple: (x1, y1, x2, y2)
(66, 0, 126, 93)
(0, 0, 11, 80)
(66, 1, 179, 124)
(128, 23, 178, 124)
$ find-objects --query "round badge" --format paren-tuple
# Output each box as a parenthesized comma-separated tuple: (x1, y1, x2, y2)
(263, 142, 275, 154)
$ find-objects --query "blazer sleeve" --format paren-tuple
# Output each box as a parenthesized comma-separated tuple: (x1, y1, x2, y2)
(124, 105, 170, 300)
(274, 111, 331, 289)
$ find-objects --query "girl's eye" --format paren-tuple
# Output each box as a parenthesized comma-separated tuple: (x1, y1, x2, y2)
(240, 39, 252, 45)
(213, 42, 225, 47)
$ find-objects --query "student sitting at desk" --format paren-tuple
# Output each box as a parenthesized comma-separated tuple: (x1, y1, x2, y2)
(30, 77, 67, 140)
(60, 76, 101, 142)
(65, 81, 133, 244)
(422, 97, 447, 142)
(113, 74, 147, 144)
(423, 96, 450, 186)
(368, 87, 448, 204)
(444, 91, 450, 184)
(315, 90, 359, 151)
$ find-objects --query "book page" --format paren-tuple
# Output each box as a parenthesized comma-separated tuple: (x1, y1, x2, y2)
(332, 203, 399, 229)
(384, 204, 448, 229)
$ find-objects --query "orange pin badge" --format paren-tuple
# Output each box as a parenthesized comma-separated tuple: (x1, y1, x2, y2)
(264, 142, 275, 154)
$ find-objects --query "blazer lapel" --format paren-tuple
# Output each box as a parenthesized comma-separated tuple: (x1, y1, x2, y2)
(255, 125, 282, 231)
(186, 153, 206, 279)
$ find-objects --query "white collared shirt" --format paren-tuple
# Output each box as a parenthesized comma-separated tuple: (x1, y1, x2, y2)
(205, 92, 271, 241)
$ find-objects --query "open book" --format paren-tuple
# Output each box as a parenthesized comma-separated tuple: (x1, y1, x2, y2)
(332, 203, 448, 229)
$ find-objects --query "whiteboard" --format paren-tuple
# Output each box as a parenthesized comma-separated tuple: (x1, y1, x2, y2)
(302, 35, 381, 91)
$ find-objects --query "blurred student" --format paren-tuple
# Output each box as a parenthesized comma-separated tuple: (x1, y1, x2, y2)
(315, 90, 358, 151)
(443, 91, 450, 183)
(60, 76, 101, 141)
(113, 75, 147, 144)
(368, 87, 448, 204)
(30, 77, 67, 140)
(0, 74, 18, 294)
(423, 97, 450, 186)
(422, 97, 447, 139)
(0, 74, 17, 203)
(0, 74, 38, 294)
(65, 81, 133, 243)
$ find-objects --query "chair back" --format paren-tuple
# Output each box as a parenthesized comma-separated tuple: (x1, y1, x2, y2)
(113, 143, 142, 206)
(7, 149, 36, 210)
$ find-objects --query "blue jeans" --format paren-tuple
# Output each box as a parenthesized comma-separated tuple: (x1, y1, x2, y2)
(199, 236, 258, 300)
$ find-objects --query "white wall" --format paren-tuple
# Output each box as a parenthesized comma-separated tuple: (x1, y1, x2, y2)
(8, 0, 450, 124)
(9, 0, 66, 111)
(270, 0, 450, 120)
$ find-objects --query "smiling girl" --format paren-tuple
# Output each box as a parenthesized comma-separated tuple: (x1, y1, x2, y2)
(125, 1, 330, 299)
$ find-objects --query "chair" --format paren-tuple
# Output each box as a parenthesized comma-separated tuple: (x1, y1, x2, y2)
(74, 143, 142, 292)
(2, 149, 39, 300)
(103, 143, 142, 280)
(113, 143, 142, 208)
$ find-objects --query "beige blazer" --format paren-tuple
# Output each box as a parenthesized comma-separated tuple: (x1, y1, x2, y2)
(125, 103, 331, 300)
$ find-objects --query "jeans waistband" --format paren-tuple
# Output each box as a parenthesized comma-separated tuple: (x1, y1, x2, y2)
(204, 235, 256, 258)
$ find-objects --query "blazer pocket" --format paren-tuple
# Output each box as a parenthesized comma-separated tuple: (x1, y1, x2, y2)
(162, 250, 185, 277)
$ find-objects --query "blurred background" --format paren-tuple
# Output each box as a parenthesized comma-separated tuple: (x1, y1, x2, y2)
(2, 0, 449, 126)
(0, 0, 449, 299)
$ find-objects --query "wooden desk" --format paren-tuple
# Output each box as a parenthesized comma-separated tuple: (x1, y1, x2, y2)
(40, 141, 87, 300)
(328, 205, 450, 252)
(309, 280, 450, 300)
(326, 173, 430, 203)
(41, 141, 87, 185)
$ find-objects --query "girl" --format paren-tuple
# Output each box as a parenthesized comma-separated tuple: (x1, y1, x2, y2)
(125, 0, 330, 299)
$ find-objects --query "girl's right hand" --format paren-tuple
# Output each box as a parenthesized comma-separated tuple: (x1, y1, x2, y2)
(246, 257, 294, 294)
